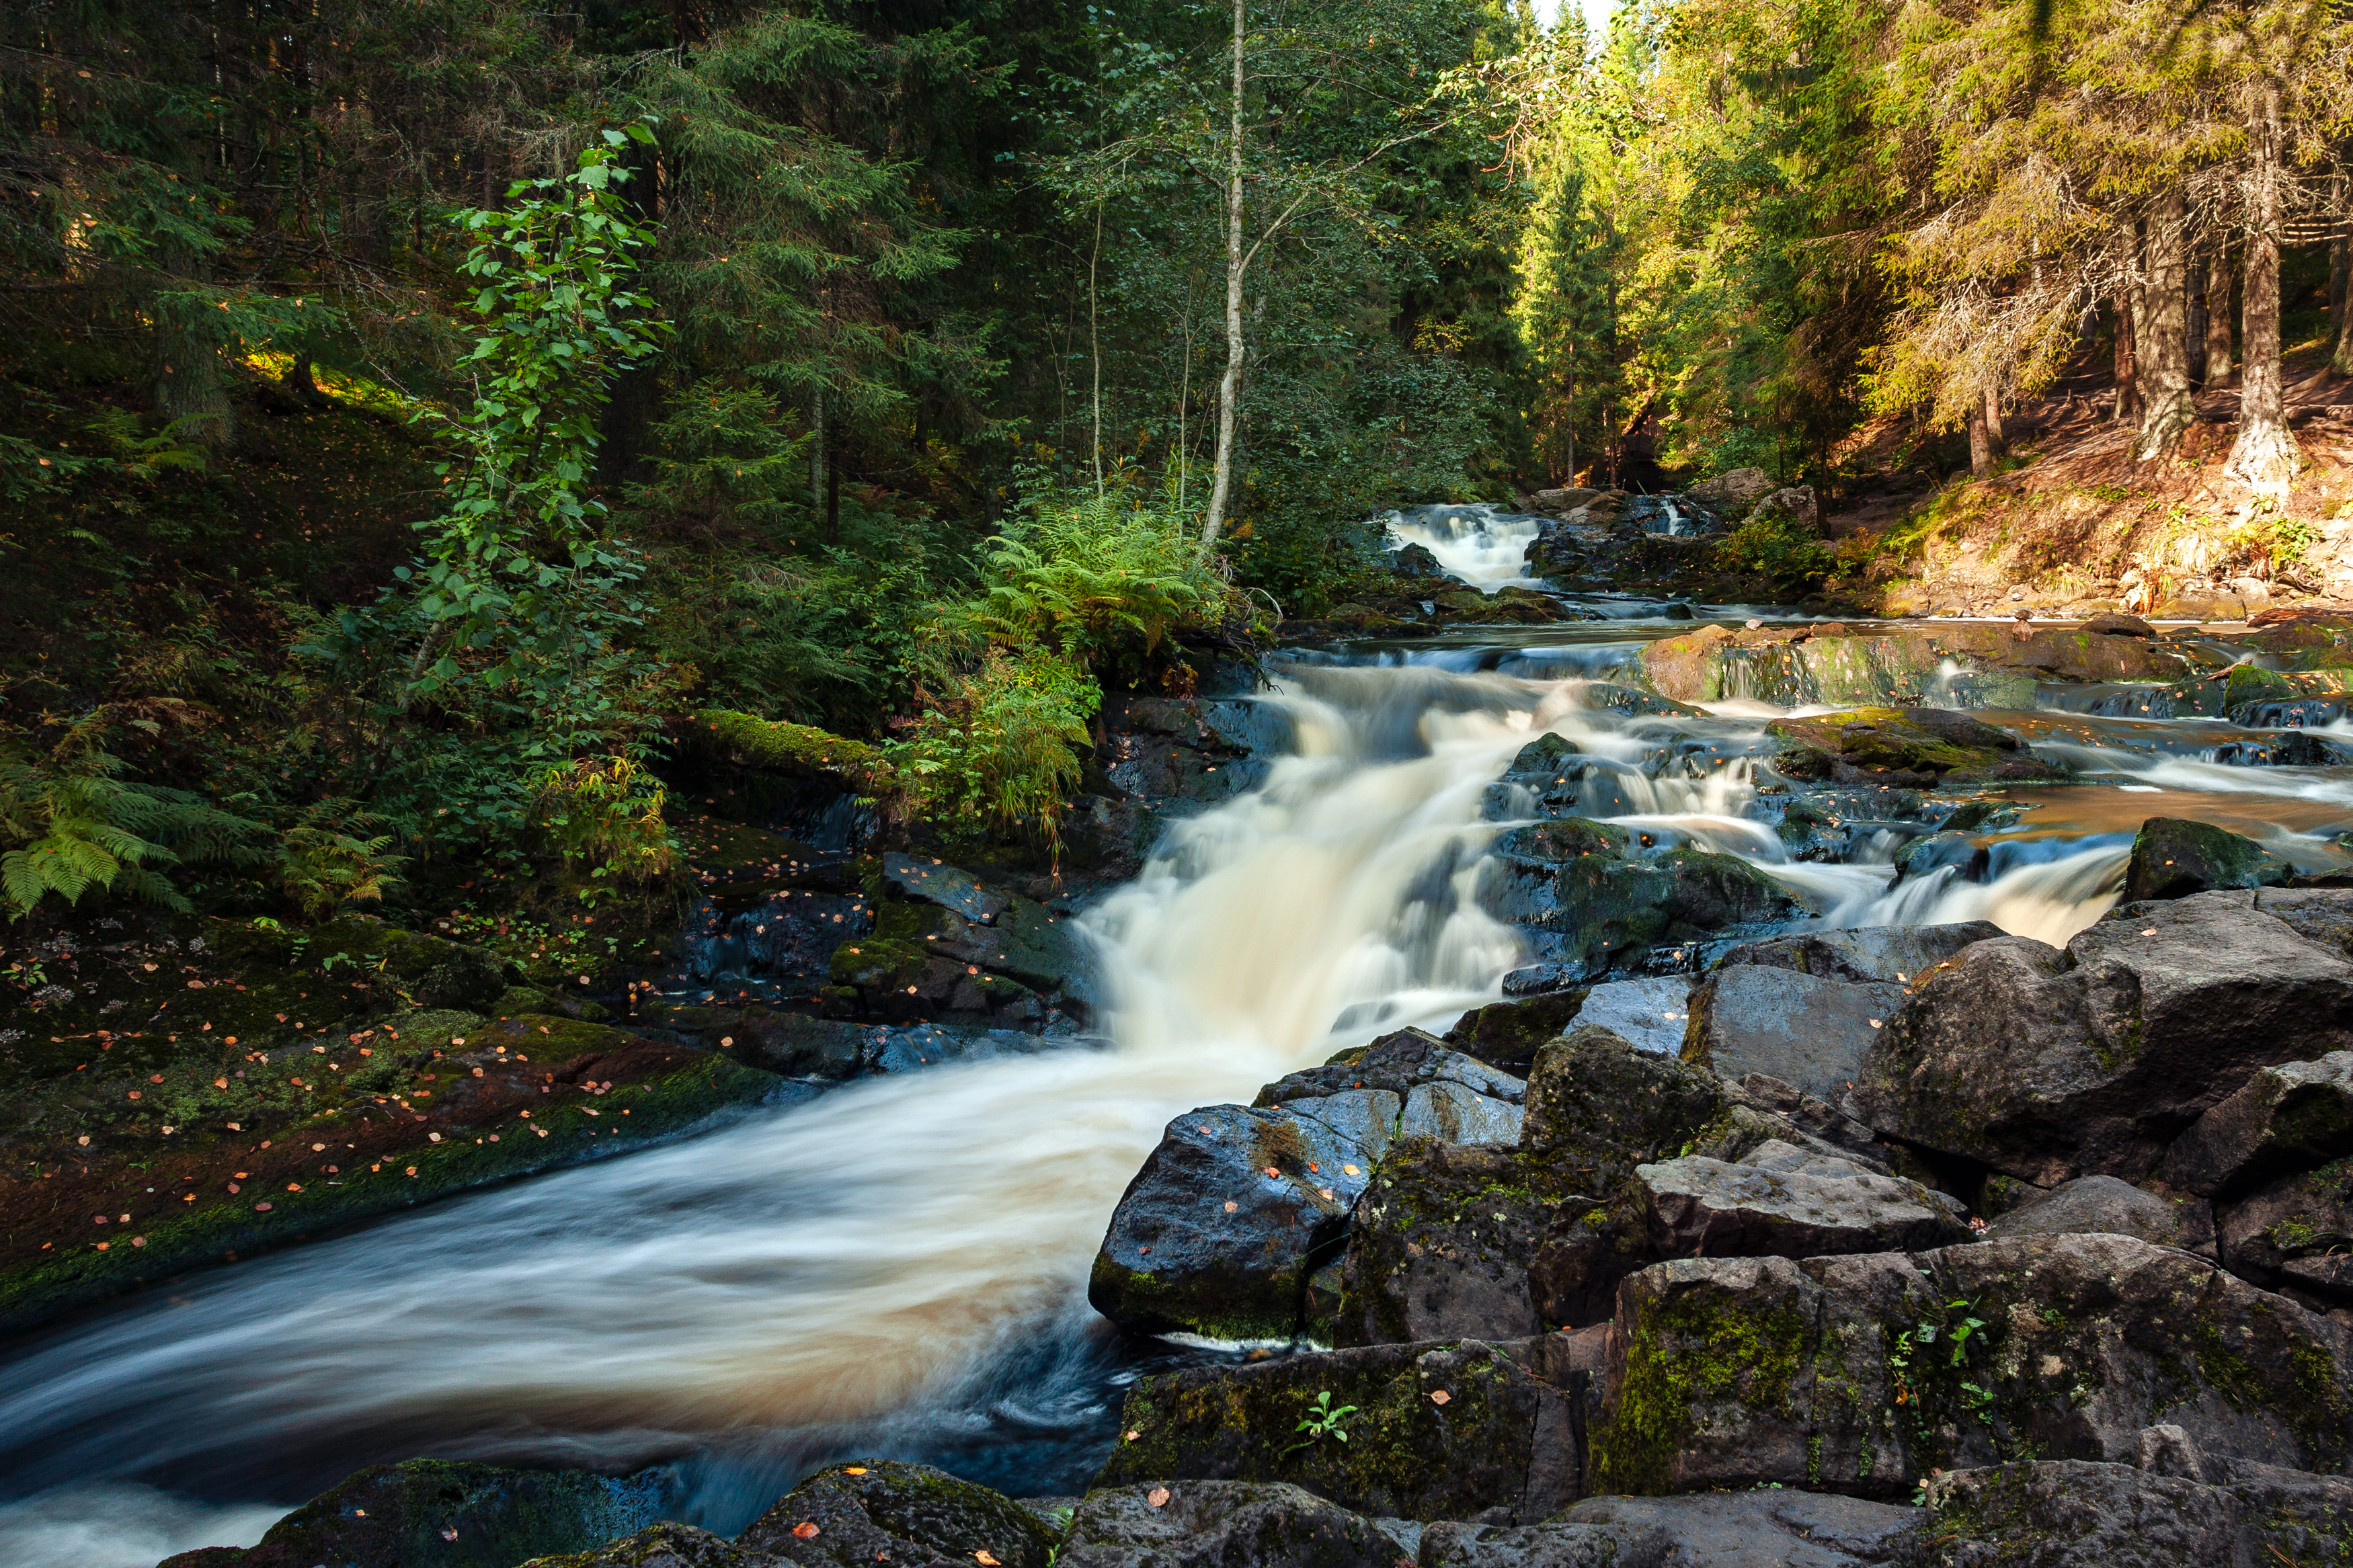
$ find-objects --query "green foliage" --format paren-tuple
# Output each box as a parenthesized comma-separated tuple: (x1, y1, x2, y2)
(401, 127, 670, 694)
(1283, 1390, 1361, 1454)
(530, 757, 676, 883)
(958, 479, 1229, 665)
(0, 706, 270, 918)
(1716, 511, 1836, 589)
(276, 799, 407, 920)
(885, 649, 1101, 850)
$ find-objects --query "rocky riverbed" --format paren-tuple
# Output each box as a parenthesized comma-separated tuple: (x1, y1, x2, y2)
(20, 494, 2353, 1567)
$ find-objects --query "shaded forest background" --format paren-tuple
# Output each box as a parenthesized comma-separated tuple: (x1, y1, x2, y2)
(3, 0, 2352, 930)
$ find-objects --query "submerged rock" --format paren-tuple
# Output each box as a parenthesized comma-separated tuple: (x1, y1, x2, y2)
(160, 1459, 667, 1568)
(1848, 890, 2353, 1184)
(2122, 817, 2294, 904)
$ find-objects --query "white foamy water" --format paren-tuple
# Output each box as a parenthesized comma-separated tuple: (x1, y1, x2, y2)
(1384, 503, 1545, 591)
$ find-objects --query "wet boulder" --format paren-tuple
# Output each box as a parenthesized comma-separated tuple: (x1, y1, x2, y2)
(1096, 1334, 1590, 1524)
(2122, 817, 2294, 904)
(1584, 1233, 2353, 1499)
(1923, 1460, 2240, 1568)
(1679, 964, 1907, 1103)
(1765, 707, 2049, 788)
(1089, 1100, 1378, 1342)
(1257, 1028, 1525, 1138)
(1392, 542, 1447, 579)
(1332, 1140, 1586, 1347)
(1481, 735, 1587, 823)
(1847, 891, 2353, 1185)
(1488, 830, 1802, 981)
(1057, 1481, 1406, 1568)
(735, 1460, 1058, 1568)
(1440, 992, 1591, 1077)
(2164, 1050, 2353, 1198)
(1982, 1175, 2211, 1254)
(1552, 1491, 1928, 1568)
(1622, 1144, 1968, 1262)
(163, 1459, 668, 1568)
(1521, 1026, 1726, 1186)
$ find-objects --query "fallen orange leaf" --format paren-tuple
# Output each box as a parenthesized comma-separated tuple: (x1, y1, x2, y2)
(1147, 1488, 1170, 1508)
(791, 1522, 820, 1540)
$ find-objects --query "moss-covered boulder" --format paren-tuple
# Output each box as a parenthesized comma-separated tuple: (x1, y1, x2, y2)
(733, 1460, 1058, 1568)
(518, 1524, 743, 1568)
(158, 1459, 667, 1568)
(1520, 1025, 1726, 1184)
(1587, 1233, 2353, 1500)
(2215, 1159, 2353, 1305)
(1642, 626, 2190, 707)
(2123, 817, 2295, 904)
(1765, 707, 2049, 787)
(1848, 891, 2353, 1186)
(1096, 1334, 1591, 1524)
(2163, 1051, 2353, 1200)
(1486, 829, 1802, 983)
(1331, 1139, 1587, 1348)
(1438, 991, 1591, 1078)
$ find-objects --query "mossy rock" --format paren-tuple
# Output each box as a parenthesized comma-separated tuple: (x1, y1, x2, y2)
(1439, 991, 1590, 1078)
(2123, 817, 2293, 903)
(1096, 1335, 1583, 1524)
(518, 1523, 743, 1568)
(1765, 707, 2049, 786)
(159, 1458, 668, 1568)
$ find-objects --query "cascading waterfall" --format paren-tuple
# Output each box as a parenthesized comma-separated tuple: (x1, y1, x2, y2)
(1382, 503, 1546, 591)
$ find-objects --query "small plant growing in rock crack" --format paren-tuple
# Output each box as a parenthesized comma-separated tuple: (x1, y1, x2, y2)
(1284, 1391, 1358, 1454)
(1943, 1299, 1989, 1366)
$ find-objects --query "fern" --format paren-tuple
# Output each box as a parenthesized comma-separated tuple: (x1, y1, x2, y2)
(885, 648, 1099, 852)
(957, 483, 1229, 663)
(277, 798, 408, 919)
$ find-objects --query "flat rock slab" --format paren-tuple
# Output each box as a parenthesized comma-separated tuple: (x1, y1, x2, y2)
(1568, 977, 1691, 1055)
(737, 1460, 1058, 1568)
(1585, 1233, 2353, 1499)
(1629, 1152, 1966, 1260)
(1097, 1335, 1586, 1525)
(881, 852, 1010, 923)
(1059, 1481, 1404, 1568)
(1850, 889, 2353, 1184)
(1682, 965, 1907, 1102)
(1558, 1491, 1928, 1567)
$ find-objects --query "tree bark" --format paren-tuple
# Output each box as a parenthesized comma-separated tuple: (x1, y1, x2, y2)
(1983, 385, 2006, 452)
(2227, 81, 2301, 499)
(1198, 0, 1247, 560)
(2206, 248, 2237, 387)
(2331, 165, 2352, 376)
(2135, 189, 2195, 460)
(2112, 292, 2139, 425)
(1967, 406, 1993, 477)
(809, 387, 826, 515)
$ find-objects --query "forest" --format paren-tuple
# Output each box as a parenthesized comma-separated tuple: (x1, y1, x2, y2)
(3, 0, 2351, 919)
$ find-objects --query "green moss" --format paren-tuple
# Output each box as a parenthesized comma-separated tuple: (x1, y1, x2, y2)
(694, 707, 893, 792)
(1589, 1281, 1812, 1495)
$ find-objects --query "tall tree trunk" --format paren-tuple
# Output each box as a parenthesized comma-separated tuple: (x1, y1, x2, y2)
(1089, 196, 1105, 500)
(1983, 386, 2006, 452)
(2136, 190, 2195, 460)
(2329, 169, 2349, 367)
(2227, 81, 2301, 499)
(2206, 248, 2236, 387)
(1198, 0, 1246, 560)
(1967, 405, 1993, 477)
(809, 387, 826, 514)
(2189, 256, 2210, 386)
(2112, 292, 2140, 425)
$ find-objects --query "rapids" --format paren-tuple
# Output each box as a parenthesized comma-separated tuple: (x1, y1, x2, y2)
(8, 615, 2353, 1568)
(1382, 503, 1548, 591)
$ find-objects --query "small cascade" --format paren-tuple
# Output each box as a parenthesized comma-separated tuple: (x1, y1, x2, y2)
(1383, 503, 1544, 591)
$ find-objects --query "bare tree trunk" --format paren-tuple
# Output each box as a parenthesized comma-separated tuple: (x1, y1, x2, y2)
(1983, 386, 2006, 452)
(809, 387, 826, 514)
(2189, 256, 2211, 386)
(1089, 196, 1105, 501)
(2206, 249, 2237, 387)
(2136, 189, 2196, 460)
(1968, 405, 1993, 477)
(2113, 292, 2140, 425)
(2227, 81, 2301, 499)
(1199, 0, 1246, 559)
(2332, 165, 2353, 376)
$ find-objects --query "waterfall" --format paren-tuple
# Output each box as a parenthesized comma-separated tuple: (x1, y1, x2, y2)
(1382, 503, 1544, 591)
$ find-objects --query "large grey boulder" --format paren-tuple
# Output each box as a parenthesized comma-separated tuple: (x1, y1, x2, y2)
(1687, 468, 1775, 511)
(1057, 1481, 1404, 1568)
(1849, 891, 2353, 1184)
(1712, 922, 2000, 985)
(1983, 1174, 2211, 1254)
(1923, 1460, 2240, 1568)
(2163, 1050, 2353, 1198)
(2216, 1163, 2353, 1302)
(1566, 977, 1692, 1056)
(1521, 1025, 1726, 1186)
(1628, 1145, 1968, 1261)
(1556, 1491, 1928, 1567)
(1583, 1233, 2353, 1499)
(1680, 965, 1908, 1102)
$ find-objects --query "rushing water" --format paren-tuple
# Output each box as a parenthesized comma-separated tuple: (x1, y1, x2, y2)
(9, 613, 2353, 1568)
(1382, 503, 1548, 591)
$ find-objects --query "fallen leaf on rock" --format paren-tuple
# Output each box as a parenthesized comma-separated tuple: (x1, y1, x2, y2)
(791, 1522, 820, 1540)
(1124, 1430, 1139, 1442)
(2142, 927, 2159, 936)
(844, 1467, 867, 1475)
(1147, 1488, 1170, 1509)
(1263, 1166, 1279, 1179)
(1430, 1390, 1451, 1405)
(1224, 1200, 1238, 1212)
(976, 1553, 1000, 1565)
(255, 1202, 272, 1212)
(1343, 1164, 1359, 1175)
(441, 1528, 458, 1542)
(1868, 1019, 1882, 1028)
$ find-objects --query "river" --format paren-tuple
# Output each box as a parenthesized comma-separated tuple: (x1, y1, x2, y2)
(5, 572, 2352, 1566)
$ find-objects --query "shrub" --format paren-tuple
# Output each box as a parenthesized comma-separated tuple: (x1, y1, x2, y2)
(885, 648, 1099, 852)
(957, 481, 1229, 667)
(530, 756, 676, 882)
(1715, 511, 1835, 589)
(276, 798, 407, 919)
